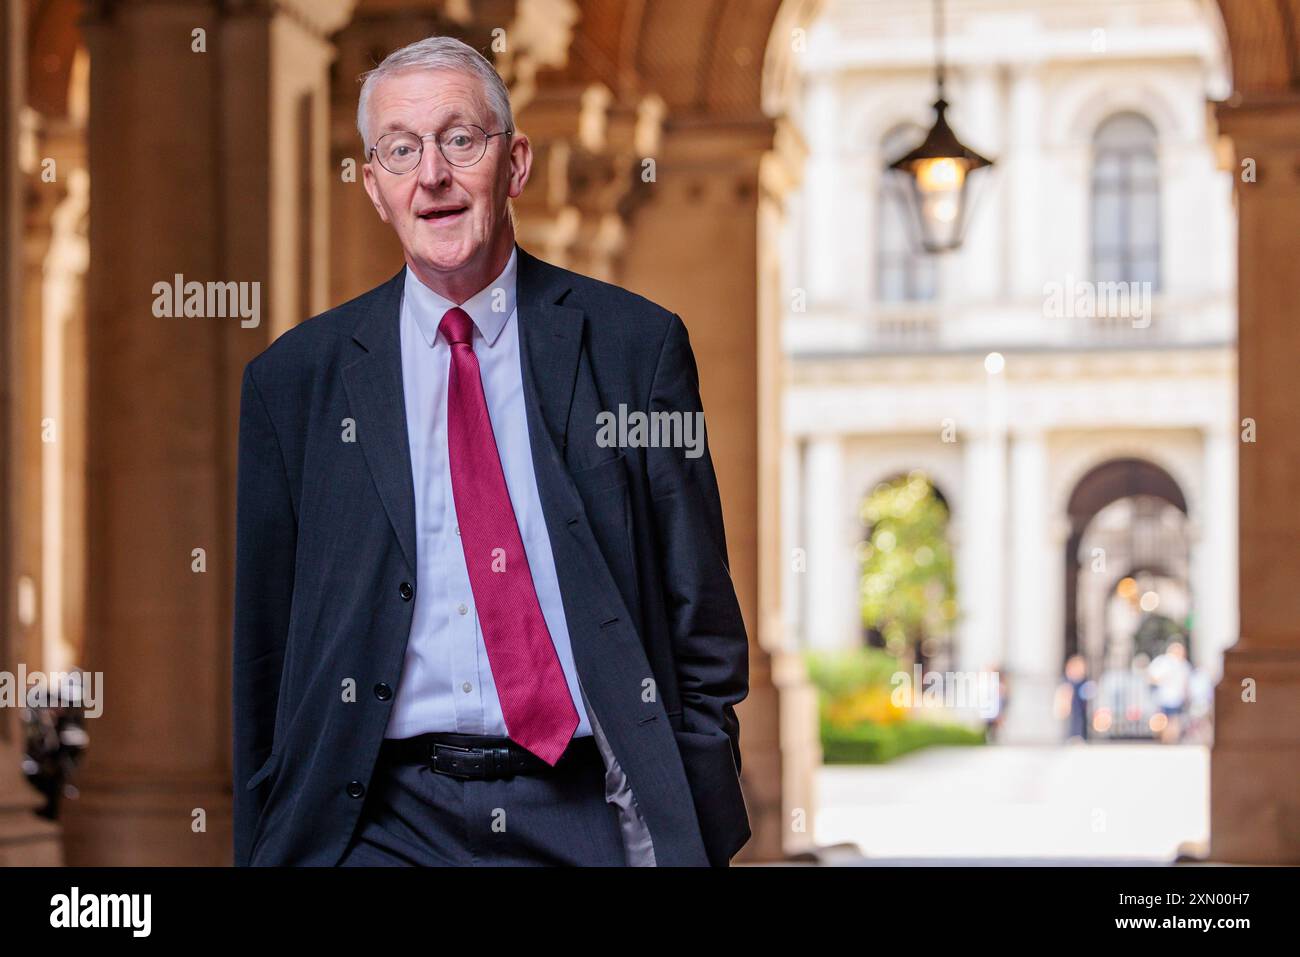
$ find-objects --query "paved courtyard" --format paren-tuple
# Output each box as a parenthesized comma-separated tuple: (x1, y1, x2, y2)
(813, 744, 1210, 863)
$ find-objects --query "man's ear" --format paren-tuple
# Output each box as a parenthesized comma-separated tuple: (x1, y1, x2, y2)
(507, 133, 532, 200)
(362, 160, 391, 224)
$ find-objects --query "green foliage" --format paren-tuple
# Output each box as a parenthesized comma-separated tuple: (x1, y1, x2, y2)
(819, 712, 987, 764)
(806, 637, 984, 765)
(805, 645, 901, 700)
(858, 471, 957, 654)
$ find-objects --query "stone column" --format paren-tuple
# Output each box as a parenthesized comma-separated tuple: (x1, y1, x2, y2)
(511, 83, 664, 280)
(1005, 64, 1043, 300)
(0, 0, 62, 865)
(959, 64, 1002, 301)
(955, 372, 1008, 682)
(1193, 420, 1237, 683)
(803, 435, 854, 650)
(1210, 96, 1300, 863)
(21, 115, 89, 680)
(63, 0, 354, 866)
(619, 116, 798, 861)
(782, 438, 804, 647)
(1005, 428, 1059, 743)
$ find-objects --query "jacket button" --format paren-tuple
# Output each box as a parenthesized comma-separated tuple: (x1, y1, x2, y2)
(374, 682, 392, 701)
(346, 781, 365, 799)
(399, 582, 414, 601)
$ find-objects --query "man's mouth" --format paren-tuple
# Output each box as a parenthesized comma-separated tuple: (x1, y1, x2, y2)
(418, 206, 467, 223)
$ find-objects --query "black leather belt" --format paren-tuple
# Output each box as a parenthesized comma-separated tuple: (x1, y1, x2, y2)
(380, 732, 599, 780)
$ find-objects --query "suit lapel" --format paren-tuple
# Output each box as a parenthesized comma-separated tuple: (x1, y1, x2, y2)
(339, 246, 584, 579)
(515, 244, 583, 459)
(342, 266, 418, 575)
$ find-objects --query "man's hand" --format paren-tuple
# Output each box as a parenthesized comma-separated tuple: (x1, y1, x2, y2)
(643, 313, 751, 865)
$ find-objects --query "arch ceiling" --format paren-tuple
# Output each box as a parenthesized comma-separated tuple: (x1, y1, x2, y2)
(27, 1, 1300, 120)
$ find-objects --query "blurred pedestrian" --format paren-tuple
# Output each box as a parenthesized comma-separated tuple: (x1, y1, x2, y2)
(1054, 654, 1093, 743)
(1147, 640, 1191, 743)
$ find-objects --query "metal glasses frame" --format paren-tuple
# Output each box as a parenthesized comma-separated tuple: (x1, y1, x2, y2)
(367, 124, 514, 173)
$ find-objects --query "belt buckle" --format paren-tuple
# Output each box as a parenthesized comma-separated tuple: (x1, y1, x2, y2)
(429, 741, 478, 780)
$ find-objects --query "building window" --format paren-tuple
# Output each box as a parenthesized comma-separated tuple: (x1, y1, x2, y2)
(1091, 112, 1160, 289)
(878, 125, 938, 303)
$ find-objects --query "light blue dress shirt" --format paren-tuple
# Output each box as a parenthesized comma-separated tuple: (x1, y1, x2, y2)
(385, 245, 593, 741)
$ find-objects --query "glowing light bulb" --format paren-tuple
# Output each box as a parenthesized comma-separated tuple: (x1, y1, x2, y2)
(916, 156, 965, 191)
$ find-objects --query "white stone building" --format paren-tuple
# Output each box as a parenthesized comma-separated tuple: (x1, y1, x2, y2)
(778, 0, 1237, 743)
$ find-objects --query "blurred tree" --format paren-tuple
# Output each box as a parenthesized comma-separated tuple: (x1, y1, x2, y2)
(858, 471, 957, 668)
(1133, 612, 1185, 659)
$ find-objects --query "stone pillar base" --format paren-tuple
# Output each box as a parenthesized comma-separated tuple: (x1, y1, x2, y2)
(60, 776, 230, 866)
(1002, 674, 1061, 745)
(1210, 647, 1300, 863)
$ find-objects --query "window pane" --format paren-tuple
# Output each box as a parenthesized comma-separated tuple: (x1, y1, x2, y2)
(1093, 152, 1124, 185)
(1132, 254, 1159, 289)
(1094, 256, 1122, 284)
(1091, 113, 1160, 289)
(1093, 192, 1124, 248)
(1129, 191, 1160, 247)
(913, 259, 937, 301)
(879, 262, 904, 302)
(1129, 150, 1159, 184)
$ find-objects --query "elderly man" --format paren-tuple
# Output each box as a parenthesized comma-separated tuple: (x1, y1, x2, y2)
(232, 35, 751, 867)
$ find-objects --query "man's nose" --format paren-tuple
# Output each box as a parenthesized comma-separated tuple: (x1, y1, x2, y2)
(416, 137, 453, 189)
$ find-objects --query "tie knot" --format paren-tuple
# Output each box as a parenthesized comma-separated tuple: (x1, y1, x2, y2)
(439, 307, 474, 346)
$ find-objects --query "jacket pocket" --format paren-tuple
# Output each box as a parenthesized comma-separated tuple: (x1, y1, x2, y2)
(245, 751, 282, 792)
(569, 451, 628, 494)
(672, 727, 751, 866)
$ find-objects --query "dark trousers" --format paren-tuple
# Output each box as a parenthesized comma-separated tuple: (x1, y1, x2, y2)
(338, 734, 628, 866)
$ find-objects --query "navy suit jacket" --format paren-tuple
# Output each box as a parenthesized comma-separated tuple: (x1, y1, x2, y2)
(232, 244, 751, 866)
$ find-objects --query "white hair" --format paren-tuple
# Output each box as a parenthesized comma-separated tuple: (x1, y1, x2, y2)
(356, 36, 514, 154)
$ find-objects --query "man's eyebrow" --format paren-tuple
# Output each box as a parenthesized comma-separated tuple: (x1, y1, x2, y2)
(376, 109, 477, 135)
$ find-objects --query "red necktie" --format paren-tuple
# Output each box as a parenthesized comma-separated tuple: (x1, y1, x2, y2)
(439, 306, 578, 765)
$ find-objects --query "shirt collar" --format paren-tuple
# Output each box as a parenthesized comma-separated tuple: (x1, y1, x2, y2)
(404, 244, 517, 349)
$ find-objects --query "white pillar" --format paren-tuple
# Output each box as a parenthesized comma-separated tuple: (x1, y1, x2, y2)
(1195, 422, 1238, 683)
(956, 371, 1008, 676)
(803, 434, 856, 648)
(1004, 428, 1061, 743)
(1006, 64, 1043, 300)
(803, 76, 841, 306)
(782, 437, 804, 651)
(959, 65, 1002, 301)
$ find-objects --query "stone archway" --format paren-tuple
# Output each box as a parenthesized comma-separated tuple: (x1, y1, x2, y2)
(3, 0, 1299, 865)
(1064, 458, 1190, 665)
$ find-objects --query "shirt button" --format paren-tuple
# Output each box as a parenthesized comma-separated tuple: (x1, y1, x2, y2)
(457, 603, 468, 615)
(399, 582, 414, 601)
(455, 525, 460, 536)
(373, 683, 392, 701)
(346, 781, 365, 799)
(462, 682, 472, 693)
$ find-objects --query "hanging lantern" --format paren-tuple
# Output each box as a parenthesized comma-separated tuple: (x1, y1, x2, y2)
(886, 0, 994, 253)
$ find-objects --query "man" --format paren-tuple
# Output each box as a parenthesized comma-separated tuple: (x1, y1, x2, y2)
(232, 35, 751, 867)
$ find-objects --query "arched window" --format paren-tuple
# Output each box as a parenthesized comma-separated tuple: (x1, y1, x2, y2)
(1091, 112, 1160, 289)
(878, 125, 937, 303)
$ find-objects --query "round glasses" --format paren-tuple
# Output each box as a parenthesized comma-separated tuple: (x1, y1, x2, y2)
(369, 124, 513, 174)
